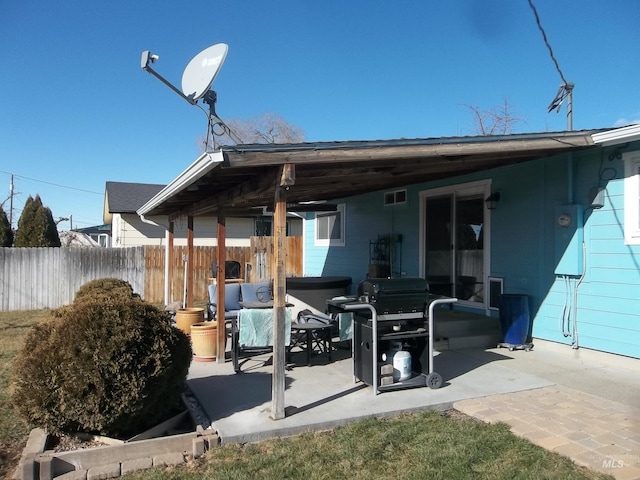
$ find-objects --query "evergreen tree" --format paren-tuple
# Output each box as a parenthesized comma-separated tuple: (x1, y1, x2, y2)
(0, 205, 13, 246)
(14, 195, 61, 247)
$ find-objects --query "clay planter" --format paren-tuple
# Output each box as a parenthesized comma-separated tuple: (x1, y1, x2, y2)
(175, 308, 204, 335)
(190, 321, 218, 362)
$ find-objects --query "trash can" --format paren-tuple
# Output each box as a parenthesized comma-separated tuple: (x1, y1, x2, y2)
(498, 294, 530, 346)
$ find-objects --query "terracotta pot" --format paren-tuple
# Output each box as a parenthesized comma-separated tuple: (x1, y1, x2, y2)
(190, 321, 218, 362)
(175, 308, 204, 335)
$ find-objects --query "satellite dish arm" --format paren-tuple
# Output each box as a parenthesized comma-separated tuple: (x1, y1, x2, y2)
(141, 51, 197, 106)
(203, 90, 243, 145)
(211, 112, 243, 145)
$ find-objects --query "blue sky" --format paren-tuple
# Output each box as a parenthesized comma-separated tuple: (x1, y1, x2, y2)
(1, 1, 639, 230)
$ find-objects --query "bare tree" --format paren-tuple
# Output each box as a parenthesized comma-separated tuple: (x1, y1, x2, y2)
(464, 99, 525, 135)
(201, 113, 305, 150)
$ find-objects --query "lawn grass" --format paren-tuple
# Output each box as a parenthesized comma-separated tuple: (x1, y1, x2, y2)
(0, 310, 613, 480)
(122, 411, 613, 480)
(0, 309, 50, 479)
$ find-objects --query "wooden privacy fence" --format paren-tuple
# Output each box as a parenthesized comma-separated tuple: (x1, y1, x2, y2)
(145, 236, 303, 305)
(0, 247, 145, 311)
(0, 237, 302, 311)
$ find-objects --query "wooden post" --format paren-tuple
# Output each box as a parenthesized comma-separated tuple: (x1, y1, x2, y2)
(216, 212, 227, 364)
(186, 216, 194, 308)
(168, 221, 175, 304)
(271, 165, 293, 420)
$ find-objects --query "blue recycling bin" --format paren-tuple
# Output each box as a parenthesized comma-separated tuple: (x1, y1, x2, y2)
(499, 294, 530, 346)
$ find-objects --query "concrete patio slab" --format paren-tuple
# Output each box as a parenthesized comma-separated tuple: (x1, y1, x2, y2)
(187, 347, 553, 445)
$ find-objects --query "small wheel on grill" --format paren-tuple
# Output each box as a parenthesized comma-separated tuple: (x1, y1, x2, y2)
(426, 372, 443, 389)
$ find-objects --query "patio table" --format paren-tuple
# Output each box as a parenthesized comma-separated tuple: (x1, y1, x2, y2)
(289, 321, 333, 366)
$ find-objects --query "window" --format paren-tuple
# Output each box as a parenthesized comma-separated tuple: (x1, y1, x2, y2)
(256, 218, 271, 236)
(255, 218, 290, 236)
(98, 233, 110, 248)
(384, 189, 407, 206)
(315, 204, 345, 246)
(624, 151, 640, 245)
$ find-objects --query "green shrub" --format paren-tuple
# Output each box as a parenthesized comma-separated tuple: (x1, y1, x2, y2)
(74, 277, 137, 303)
(10, 295, 192, 438)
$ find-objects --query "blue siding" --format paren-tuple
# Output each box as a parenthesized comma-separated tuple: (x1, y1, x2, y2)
(303, 142, 640, 359)
(303, 186, 424, 290)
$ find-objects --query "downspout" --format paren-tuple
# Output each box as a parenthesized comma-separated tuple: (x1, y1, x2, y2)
(139, 215, 170, 306)
(567, 152, 574, 204)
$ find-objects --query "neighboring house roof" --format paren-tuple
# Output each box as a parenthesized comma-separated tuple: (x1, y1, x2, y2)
(59, 231, 100, 247)
(75, 224, 111, 235)
(138, 129, 608, 219)
(104, 181, 165, 223)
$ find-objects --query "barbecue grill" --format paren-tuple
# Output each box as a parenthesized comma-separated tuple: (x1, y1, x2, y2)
(356, 277, 429, 320)
(331, 277, 457, 395)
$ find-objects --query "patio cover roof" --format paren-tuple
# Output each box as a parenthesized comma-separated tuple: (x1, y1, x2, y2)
(138, 129, 602, 220)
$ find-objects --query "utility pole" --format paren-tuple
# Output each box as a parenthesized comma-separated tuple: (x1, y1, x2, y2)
(9, 174, 14, 229)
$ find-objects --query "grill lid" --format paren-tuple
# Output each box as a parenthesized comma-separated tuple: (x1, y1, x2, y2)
(357, 277, 429, 316)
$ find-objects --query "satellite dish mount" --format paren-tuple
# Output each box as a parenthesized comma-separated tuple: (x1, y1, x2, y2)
(141, 43, 241, 148)
(547, 82, 574, 131)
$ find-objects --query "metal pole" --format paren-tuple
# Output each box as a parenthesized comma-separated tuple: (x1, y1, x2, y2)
(566, 83, 574, 131)
(427, 298, 458, 375)
(345, 303, 378, 395)
(9, 174, 13, 229)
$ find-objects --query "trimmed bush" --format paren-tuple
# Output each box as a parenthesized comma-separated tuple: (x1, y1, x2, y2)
(74, 277, 137, 303)
(10, 290, 192, 438)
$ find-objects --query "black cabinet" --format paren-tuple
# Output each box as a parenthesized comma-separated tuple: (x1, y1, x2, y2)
(353, 316, 433, 392)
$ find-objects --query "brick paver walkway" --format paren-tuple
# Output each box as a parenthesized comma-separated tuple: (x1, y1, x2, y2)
(454, 385, 640, 479)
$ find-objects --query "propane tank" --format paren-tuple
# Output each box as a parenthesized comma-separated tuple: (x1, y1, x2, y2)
(381, 341, 411, 382)
(393, 350, 412, 381)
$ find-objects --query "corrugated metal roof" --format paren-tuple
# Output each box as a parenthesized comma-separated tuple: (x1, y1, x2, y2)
(138, 129, 606, 220)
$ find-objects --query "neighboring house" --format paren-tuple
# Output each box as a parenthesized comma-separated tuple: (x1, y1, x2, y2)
(74, 224, 112, 247)
(136, 127, 640, 363)
(59, 230, 100, 247)
(104, 181, 302, 247)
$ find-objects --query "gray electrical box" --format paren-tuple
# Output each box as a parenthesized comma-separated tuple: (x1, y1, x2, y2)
(554, 204, 584, 276)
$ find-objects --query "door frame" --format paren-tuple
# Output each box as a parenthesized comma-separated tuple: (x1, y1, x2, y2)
(418, 180, 492, 312)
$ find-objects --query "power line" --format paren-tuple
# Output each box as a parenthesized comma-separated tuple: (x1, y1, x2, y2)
(0, 170, 103, 195)
(527, 0, 568, 85)
(527, 0, 574, 129)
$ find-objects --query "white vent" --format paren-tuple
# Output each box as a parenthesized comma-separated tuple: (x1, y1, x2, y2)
(384, 189, 407, 206)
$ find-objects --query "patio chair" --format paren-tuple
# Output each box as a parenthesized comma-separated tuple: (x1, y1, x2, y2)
(288, 310, 335, 366)
(232, 307, 292, 373)
(206, 283, 242, 321)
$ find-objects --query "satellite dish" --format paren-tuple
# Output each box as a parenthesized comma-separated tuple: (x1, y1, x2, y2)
(142, 42, 241, 147)
(181, 43, 228, 101)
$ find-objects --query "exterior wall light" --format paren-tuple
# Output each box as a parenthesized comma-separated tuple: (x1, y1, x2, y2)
(485, 192, 501, 210)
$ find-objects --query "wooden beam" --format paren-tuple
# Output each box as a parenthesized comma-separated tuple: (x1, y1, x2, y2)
(224, 135, 594, 166)
(187, 216, 194, 308)
(184, 168, 278, 218)
(216, 212, 227, 364)
(168, 221, 174, 305)
(271, 168, 287, 420)
(280, 163, 295, 187)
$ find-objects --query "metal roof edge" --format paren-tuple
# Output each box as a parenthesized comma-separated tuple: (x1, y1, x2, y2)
(221, 129, 604, 154)
(137, 151, 224, 216)
(592, 124, 640, 146)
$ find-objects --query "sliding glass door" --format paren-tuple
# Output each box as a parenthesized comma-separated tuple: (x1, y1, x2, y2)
(423, 184, 487, 305)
